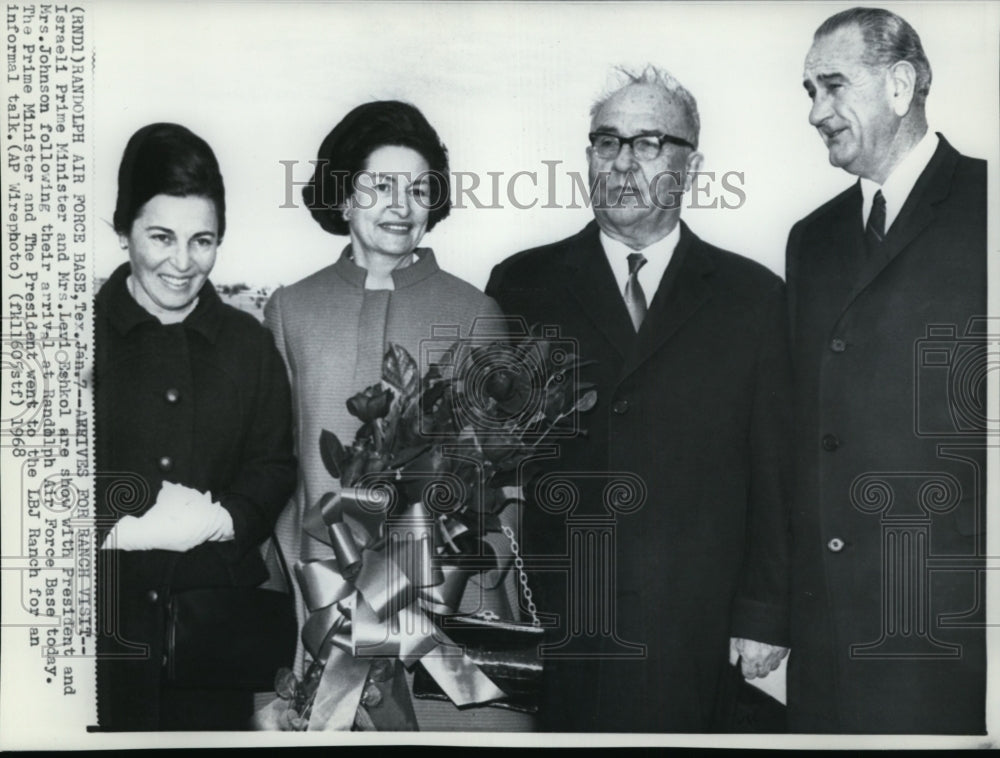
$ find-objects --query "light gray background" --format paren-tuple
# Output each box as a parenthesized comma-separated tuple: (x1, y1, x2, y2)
(15, 0, 998, 747)
(93, 1, 997, 291)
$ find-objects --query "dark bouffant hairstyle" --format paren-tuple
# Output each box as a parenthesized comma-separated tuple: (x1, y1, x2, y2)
(303, 100, 451, 236)
(113, 122, 226, 239)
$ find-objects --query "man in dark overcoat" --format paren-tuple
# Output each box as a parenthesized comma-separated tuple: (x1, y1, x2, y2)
(486, 65, 793, 732)
(787, 7, 987, 734)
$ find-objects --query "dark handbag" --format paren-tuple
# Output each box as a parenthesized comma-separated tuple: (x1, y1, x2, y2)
(411, 613, 544, 714)
(164, 536, 297, 691)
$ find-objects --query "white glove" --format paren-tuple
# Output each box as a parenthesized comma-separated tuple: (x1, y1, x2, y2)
(100, 481, 234, 551)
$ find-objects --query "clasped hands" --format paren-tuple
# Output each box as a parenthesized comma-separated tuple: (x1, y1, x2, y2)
(729, 637, 789, 680)
(100, 481, 234, 552)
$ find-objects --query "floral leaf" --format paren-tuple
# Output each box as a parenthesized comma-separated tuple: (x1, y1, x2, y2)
(275, 668, 298, 700)
(388, 443, 432, 470)
(526, 409, 547, 427)
(279, 708, 298, 730)
(574, 389, 598, 413)
(421, 379, 449, 413)
(383, 343, 420, 397)
(342, 449, 368, 486)
(543, 383, 571, 420)
(364, 452, 389, 476)
(558, 352, 598, 370)
(393, 396, 421, 447)
(319, 429, 346, 480)
(480, 433, 520, 463)
(491, 450, 533, 476)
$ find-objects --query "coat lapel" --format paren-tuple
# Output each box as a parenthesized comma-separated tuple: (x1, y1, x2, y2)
(621, 222, 714, 379)
(805, 187, 866, 321)
(563, 222, 637, 359)
(838, 135, 960, 321)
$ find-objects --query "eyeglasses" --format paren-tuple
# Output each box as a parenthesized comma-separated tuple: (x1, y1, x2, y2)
(588, 131, 696, 161)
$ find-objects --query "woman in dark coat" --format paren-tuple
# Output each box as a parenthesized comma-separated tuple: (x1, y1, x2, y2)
(95, 123, 296, 731)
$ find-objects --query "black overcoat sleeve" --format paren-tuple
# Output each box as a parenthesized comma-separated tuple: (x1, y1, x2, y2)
(729, 279, 792, 647)
(216, 325, 297, 561)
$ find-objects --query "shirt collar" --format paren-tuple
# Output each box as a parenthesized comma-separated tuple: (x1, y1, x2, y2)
(860, 130, 938, 231)
(99, 262, 224, 343)
(599, 223, 681, 298)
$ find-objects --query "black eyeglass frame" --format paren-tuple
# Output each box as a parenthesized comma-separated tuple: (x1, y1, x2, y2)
(588, 131, 696, 159)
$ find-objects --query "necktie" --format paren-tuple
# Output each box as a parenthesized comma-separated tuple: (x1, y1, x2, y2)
(865, 189, 887, 256)
(624, 253, 648, 331)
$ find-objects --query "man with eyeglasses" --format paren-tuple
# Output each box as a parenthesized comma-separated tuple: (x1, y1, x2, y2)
(487, 65, 792, 732)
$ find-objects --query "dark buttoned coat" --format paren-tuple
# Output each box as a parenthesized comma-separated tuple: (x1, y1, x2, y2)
(487, 220, 792, 732)
(785, 135, 987, 734)
(95, 262, 296, 730)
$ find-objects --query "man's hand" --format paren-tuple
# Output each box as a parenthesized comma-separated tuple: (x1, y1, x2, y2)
(729, 637, 789, 679)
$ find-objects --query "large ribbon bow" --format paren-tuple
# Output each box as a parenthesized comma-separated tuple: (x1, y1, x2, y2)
(297, 482, 521, 730)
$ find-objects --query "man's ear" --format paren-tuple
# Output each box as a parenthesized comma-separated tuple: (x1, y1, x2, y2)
(887, 60, 917, 116)
(684, 151, 705, 191)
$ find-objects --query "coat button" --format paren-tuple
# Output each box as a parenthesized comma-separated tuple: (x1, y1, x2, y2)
(821, 433, 840, 451)
(827, 537, 845, 553)
(164, 388, 181, 404)
(157, 455, 174, 472)
(830, 338, 846, 353)
(611, 399, 630, 415)
(146, 590, 159, 603)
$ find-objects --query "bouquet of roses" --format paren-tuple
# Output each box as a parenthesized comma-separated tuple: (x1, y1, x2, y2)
(271, 330, 596, 731)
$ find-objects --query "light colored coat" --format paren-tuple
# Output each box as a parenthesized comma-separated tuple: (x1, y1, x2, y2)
(265, 247, 532, 730)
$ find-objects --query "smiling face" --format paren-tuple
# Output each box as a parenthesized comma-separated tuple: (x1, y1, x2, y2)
(345, 145, 431, 265)
(587, 83, 702, 246)
(803, 25, 901, 181)
(122, 194, 218, 322)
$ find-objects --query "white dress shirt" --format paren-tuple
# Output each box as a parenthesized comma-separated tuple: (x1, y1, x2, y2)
(860, 130, 939, 232)
(600, 223, 681, 306)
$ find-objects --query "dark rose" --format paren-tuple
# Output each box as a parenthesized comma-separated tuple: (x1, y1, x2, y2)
(346, 384, 394, 423)
(466, 343, 538, 418)
(484, 368, 515, 402)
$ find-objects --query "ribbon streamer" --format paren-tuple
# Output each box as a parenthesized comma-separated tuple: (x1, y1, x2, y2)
(297, 486, 522, 730)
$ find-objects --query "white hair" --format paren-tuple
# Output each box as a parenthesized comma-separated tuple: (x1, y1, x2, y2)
(590, 64, 701, 147)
